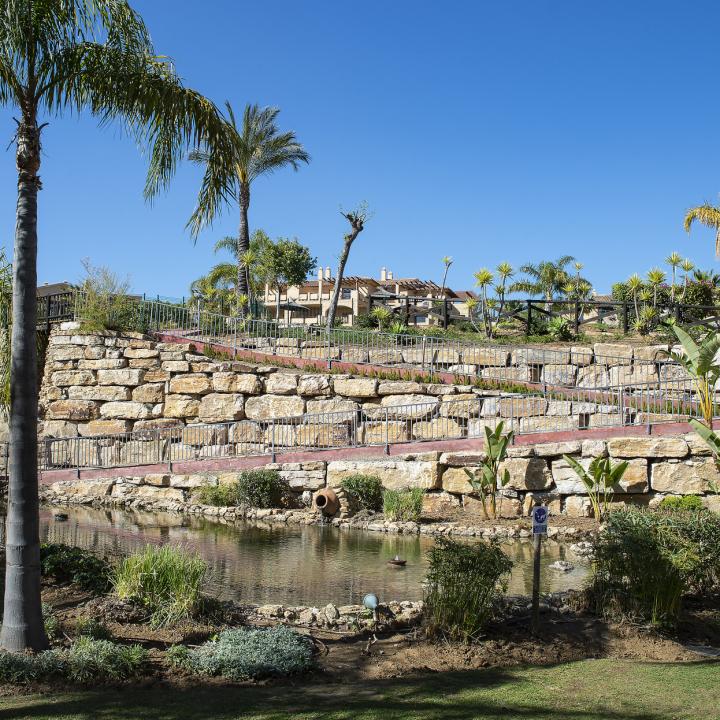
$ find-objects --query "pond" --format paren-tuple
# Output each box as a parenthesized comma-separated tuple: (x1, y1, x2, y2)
(29, 506, 590, 606)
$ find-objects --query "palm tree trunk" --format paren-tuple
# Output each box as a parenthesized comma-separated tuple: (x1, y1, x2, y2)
(0, 115, 48, 652)
(275, 283, 281, 323)
(237, 182, 250, 303)
(327, 238, 353, 331)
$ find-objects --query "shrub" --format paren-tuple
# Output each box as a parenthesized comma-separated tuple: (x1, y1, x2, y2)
(236, 469, 286, 508)
(40, 544, 112, 595)
(547, 316, 573, 341)
(76, 260, 148, 334)
(75, 617, 112, 641)
(588, 509, 720, 626)
(192, 482, 240, 507)
(187, 627, 314, 680)
(43, 604, 63, 641)
(383, 488, 424, 522)
(166, 643, 192, 670)
(0, 649, 65, 684)
(424, 536, 512, 642)
(658, 495, 704, 512)
(341, 474, 384, 511)
(66, 638, 147, 684)
(114, 545, 207, 628)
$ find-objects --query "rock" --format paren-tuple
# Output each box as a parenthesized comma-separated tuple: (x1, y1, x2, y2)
(434, 348, 460, 365)
(163, 395, 201, 418)
(500, 457, 554, 491)
(581, 440, 607, 457)
(51, 370, 96, 387)
(245, 395, 305, 420)
(532, 441, 581, 457)
(265, 373, 299, 395)
(52, 478, 116, 499)
(359, 420, 409, 444)
(378, 381, 425, 395)
(546, 400, 573, 416)
(460, 348, 509, 366)
(40, 420, 78, 438)
(542, 364, 577, 385)
(614, 459, 649, 493)
(551, 457, 590, 494)
(380, 394, 438, 419)
(198, 393, 245, 422)
(593, 343, 633, 365)
(332, 377, 378, 398)
(412, 418, 464, 440)
(324, 603, 340, 621)
(298, 375, 331, 396)
(124, 348, 159, 359)
(67, 386, 131, 402)
(577, 366, 610, 388)
(439, 393, 482, 418)
(498, 397, 546, 418)
(46, 400, 99, 421)
(168, 374, 213, 395)
(570, 347, 594, 366)
(170, 474, 215, 489)
(564, 495, 593, 517)
(49, 345, 85, 361)
(520, 416, 579, 432)
(651, 458, 720, 494)
(131, 383, 165, 404)
(305, 397, 359, 420)
(96, 368, 146, 386)
(229, 420, 264, 444)
(99, 401, 153, 420)
(77, 419, 132, 436)
(549, 560, 574, 572)
(295, 424, 350, 448)
(328, 458, 440, 490)
(514, 348, 571, 365)
(77, 359, 128, 370)
(607, 437, 688, 458)
(212, 372, 263, 394)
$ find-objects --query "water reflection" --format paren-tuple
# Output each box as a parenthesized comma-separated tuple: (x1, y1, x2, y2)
(22, 506, 588, 606)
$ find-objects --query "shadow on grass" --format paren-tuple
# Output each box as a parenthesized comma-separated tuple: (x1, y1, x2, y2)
(3, 661, 717, 720)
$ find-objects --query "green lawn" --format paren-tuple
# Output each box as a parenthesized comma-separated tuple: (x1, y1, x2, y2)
(0, 659, 718, 720)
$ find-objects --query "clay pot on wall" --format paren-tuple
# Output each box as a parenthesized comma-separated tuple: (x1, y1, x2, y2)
(313, 487, 340, 516)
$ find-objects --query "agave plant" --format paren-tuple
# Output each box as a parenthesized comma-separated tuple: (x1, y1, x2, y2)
(463, 421, 513, 519)
(562, 455, 629, 521)
(666, 324, 720, 427)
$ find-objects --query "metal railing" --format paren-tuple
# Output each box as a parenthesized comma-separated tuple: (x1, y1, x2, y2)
(38, 383, 714, 475)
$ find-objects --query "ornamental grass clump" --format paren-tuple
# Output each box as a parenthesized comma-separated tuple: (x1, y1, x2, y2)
(181, 626, 314, 680)
(192, 482, 241, 507)
(236, 469, 287, 508)
(114, 545, 207, 628)
(424, 536, 512, 642)
(383, 488, 424, 522)
(341, 474, 384, 511)
(588, 508, 720, 627)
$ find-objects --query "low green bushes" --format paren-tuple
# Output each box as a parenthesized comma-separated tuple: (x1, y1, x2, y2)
(658, 495, 704, 512)
(114, 545, 207, 627)
(192, 482, 241, 507)
(588, 508, 720, 626)
(424, 537, 512, 642)
(0, 638, 147, 685)
(341, 474, 383, 511)
(236, 469, 286, 508)
(75, 617, 112, 641)
(168, 627, 313, 680)
(383, 488, 424, 522)
(40, 544, 112, 595)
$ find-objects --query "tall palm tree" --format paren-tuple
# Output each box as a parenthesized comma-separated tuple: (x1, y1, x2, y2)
(510, 255, 580, 301)
(0, 0, 223, 653)
(665, 252, 683, 302)
(684, 202, 720, 256)
(473, 268, 494, 336)
(646, 268, 666, 307)
(439, 256, 453, 297)
(681, 258, 695, 301)
(188, 103, 310, 305)
(627, 273, 643, 318)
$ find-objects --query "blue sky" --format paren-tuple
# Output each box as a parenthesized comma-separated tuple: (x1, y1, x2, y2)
(1, 0, 720, 298)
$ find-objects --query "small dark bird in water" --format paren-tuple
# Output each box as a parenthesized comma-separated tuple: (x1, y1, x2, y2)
(53, 512, 68, 522)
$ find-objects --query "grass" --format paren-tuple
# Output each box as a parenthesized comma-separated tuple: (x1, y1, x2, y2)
(0, 659, 717, 719)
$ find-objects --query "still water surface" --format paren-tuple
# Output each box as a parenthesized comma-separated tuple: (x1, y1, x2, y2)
(32, 506, 589, 605)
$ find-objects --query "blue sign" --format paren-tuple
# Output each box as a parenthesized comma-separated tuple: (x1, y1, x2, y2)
(532, 506, 548, 535)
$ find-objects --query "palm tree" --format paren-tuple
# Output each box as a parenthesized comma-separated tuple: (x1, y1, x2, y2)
(665, 252, 683, 302)
(627, 273, 643, 318)
(0, 0, 223, 653)
(439, 256, 453, 297)
(684, 202, 720, 256)
(473, 268, 494, 336)
(188, 103, 310, 305)
(646, 268, 666, 307)
(510, 255, 580, 301)
(681, 259, 695, 301)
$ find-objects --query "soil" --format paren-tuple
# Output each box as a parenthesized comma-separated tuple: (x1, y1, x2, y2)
(13, 577, 715, 696)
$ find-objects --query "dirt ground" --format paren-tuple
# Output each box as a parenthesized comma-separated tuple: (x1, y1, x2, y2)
(24, 579, 718, 695)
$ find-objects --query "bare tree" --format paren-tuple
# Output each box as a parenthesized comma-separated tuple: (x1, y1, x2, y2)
(326, 204, 369, 331)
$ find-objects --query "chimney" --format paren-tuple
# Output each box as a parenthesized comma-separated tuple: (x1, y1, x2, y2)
(387, 270, 394, 280)
(380, 267, 387, 281)
(325, 267, 331, 280)
(318, 267, 324, 281)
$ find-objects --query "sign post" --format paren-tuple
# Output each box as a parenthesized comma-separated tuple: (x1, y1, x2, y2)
(531, 505, 548, 635)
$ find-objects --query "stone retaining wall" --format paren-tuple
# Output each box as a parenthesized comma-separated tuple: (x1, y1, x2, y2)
(41, 434, 720, 526)
(37, 327, 684, 458)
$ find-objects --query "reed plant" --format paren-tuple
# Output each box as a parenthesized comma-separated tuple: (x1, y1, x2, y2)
(424, 537, 512, 642)
(114, 546, 207, 628)
(383, 488, 424, 522)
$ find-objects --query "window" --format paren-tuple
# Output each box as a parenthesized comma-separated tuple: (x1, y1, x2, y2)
(341, 288, 352, 299)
